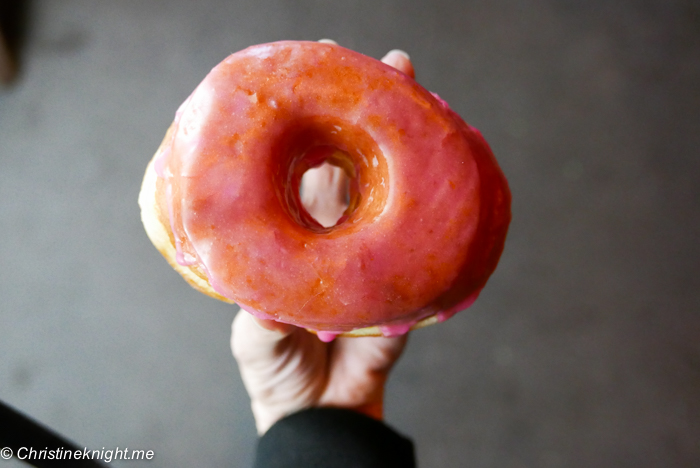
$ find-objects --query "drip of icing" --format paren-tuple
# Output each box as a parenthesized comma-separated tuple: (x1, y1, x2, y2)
(154, 146, 170, 178)
(197, 252, 232, 299)
(208, 272, 231, 299)
(155, 94, 192, 179)
(176, 250, 197, 266)
(165, 185, 192, 266)
(437, 288, 482, 323)
(165, 158, 231, 297)
(379, 322, 412, 337)
(316, 331, 339, 342)
(165, 184, 199, 268)
(159, 121, 231, 297)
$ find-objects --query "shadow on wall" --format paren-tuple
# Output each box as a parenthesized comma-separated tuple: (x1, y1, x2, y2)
(0, 0, 32, 84)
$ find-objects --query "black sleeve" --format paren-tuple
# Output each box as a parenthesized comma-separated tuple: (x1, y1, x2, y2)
(253, 407, 416, 468)
(0, 400, 103, 467)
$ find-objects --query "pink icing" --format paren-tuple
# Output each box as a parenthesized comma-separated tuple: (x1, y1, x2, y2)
(437, 288, 482, 323)
(379, 322, 413, 337)
(316, 331, 339, 342)
(165, 185, 194, 266)
(154, 94, 192, 178)
(153, 41, 510, 334)
(430, 92, 450, 109)
(154, 146, 169, 178)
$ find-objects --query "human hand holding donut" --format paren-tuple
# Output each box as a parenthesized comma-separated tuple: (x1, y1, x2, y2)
(232, 310, 407, 435)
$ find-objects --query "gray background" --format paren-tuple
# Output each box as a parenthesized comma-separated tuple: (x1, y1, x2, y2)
(1, 0, 699, 467)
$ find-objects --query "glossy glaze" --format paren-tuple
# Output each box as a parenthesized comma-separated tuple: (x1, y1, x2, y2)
(153, 41, 511, 333)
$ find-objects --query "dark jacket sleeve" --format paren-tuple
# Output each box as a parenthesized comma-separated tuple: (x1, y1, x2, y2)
(253, 407, 415, 468)
(0, 400, 103, 467)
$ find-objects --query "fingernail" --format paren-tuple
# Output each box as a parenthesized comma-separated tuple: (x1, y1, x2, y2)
(387, 49, 410, 60)
(318, 39, 338, 45)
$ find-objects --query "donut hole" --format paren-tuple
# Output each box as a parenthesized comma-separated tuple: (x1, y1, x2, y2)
(274, 119, 390, 234)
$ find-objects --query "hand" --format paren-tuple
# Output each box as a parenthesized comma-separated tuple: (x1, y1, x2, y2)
(231, 45, 415, 436)
(300, 161, 350, 227)
(231, 312, 408, 435)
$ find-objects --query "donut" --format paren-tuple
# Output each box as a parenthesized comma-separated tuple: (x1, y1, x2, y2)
(138, 41, 511, 339)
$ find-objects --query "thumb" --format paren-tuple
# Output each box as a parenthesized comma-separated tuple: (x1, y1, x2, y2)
(380, 49, 415, 79)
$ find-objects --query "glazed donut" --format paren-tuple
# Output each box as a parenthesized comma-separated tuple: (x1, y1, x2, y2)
(139, 41, 511, 339)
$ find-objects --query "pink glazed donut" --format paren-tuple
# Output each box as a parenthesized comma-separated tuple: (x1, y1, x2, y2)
(138, 41, 511, 340)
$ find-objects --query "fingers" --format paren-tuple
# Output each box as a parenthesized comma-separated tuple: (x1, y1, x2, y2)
(300, 163, 349, 228)
(231, 309, 329, 434)
(380, 49, 415, 79)
(300, 163, 347, 204)
(341, 334, 409, 374)
(231, 309, 294, 366)
(317, 334, 408, 418)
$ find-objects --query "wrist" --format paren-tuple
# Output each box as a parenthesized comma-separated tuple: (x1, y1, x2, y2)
(350, 402, 384, 421)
